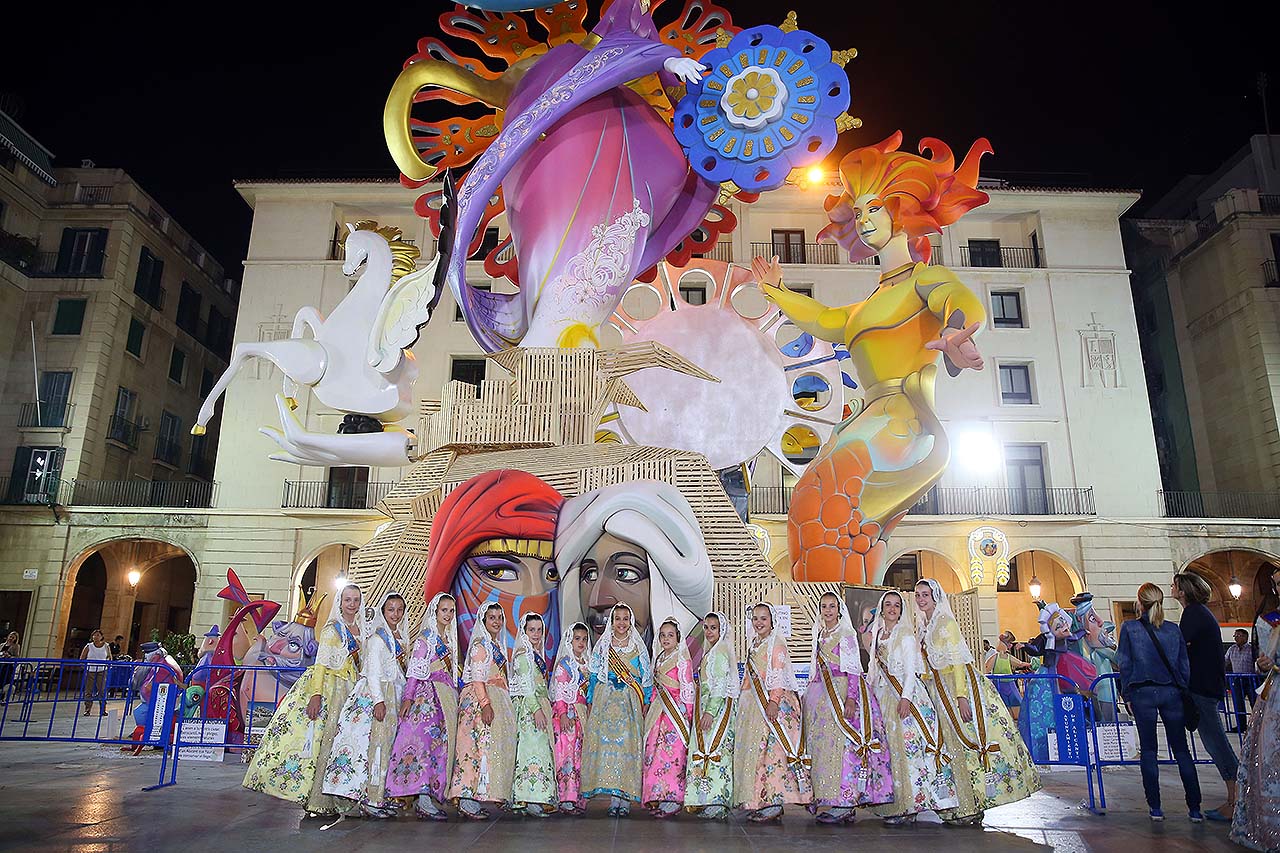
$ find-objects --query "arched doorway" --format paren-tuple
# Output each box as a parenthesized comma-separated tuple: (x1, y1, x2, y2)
(57, 538, 197, 659)
(997, 549, 1082, 642)
(881, 549, 966, 594)
(63, 553, 107, 658)
(1184, 549, 1280, 628)
(293, 544, 356, 620)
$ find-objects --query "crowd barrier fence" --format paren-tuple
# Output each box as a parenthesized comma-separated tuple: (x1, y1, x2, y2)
(0, 656, 1261, 804)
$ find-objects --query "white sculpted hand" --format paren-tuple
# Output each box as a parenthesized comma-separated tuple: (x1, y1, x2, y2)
(663, 57, 707, 85)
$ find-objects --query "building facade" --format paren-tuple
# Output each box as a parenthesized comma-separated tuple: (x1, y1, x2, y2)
(0, 111, 238, 656)
(3, 157, 1278, 661)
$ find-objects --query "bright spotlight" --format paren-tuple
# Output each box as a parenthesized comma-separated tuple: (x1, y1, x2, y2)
(806, 166, 824, 184)
(953, 429, 1002, 474)
(333, 575, 350, 590)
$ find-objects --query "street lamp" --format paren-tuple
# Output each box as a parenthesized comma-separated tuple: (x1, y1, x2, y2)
(127, 569, 141, 588)
(1028, 575, 1042, 599)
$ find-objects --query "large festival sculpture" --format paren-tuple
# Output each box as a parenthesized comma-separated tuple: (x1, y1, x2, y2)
(190, 0, 997, 660)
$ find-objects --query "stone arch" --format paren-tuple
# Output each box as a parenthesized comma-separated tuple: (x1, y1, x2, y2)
(879, 548, 966, 594)
(54, 535, 200, 658)
(1180, 548, 1280, 626)
(998, 548, 1083, 643)
(292, 541, 361, 619)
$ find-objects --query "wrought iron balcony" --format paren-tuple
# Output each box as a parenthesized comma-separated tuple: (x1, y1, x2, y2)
(746, 485, 1096, 516)
(750, 242, 844, 265)
(1264, 259, 1279, 288)
(153, 437, 183, 467)
(74, 185, 114, 204)
(69, 479, 217, 508)
(694, 242, 734, 262)
(908, 486, 1095, 516)
(17, 401, 75, 430)
(0, 475, 71, 506)
(106, 415, 141, 449)
(958, 245, 1045, 269)
(1159, 490, 1280, 519)
(281, 480, 396, 510)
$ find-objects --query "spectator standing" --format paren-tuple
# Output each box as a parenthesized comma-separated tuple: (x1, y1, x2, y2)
(1117, 582, 1202, 823)
(0, 631, 19, 692)
(109, 635, 124, 658)
(1224, 628, 1257, 734)
(80, 629, 110, 717)
(1172, 571, 1240, 822)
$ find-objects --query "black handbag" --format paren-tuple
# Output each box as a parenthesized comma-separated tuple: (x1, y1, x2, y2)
(1138, 618, 1200, 732)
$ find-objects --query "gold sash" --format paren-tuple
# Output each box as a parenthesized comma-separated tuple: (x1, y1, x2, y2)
(746, 654, 810, 785)
(921, 645, 1000, 771)
(816, 651, 883, 762)
(654, 668, 692, 746)
(875, 652, 950, 772)
(608, 646, 647, 709)
(690, 678, 734, 777)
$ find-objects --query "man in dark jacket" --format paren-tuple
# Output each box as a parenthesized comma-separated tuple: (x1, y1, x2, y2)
(1173, 571, 1238, 822)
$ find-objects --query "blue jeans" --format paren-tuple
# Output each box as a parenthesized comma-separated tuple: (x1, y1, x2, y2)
(1129, 685, 1201, 812)
(1191, 692, 1239, 782)
(1228, 676, 1257, 731)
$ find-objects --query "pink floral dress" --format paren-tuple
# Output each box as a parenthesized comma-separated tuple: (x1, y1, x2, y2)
(551, 653, 590, 807)
(384, 633, 458, 802)
(641, 651, 694, 807)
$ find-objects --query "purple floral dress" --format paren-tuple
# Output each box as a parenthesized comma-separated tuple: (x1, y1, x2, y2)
(384, 634, 458, 801)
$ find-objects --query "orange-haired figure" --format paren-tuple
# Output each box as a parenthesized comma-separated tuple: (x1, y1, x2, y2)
(752, 131, 993, 583)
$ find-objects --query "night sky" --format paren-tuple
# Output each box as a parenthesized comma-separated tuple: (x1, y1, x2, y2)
(3, 2, 1276, 276)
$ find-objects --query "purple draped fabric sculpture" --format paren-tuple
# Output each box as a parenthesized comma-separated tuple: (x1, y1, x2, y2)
(445, 0, 719, 351)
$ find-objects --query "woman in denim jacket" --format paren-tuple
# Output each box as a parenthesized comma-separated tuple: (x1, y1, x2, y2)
(1117, 582, 1203, 823)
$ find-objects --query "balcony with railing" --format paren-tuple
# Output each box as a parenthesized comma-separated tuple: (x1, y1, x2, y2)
(74, 185, 114, 204)
(70, 479, 217, 508)
(133, 281, 165, 311)
(750, 242, 844, 265)
(106, 415, 141, 450)
(907, 486, 1095, 516)
(0, 236, 108, 277)
(17, 401, 75, 430)
(694, 242, 734, 262)
(747, 485, 1096, 516)
(0, 475, 71, 506)
(187, 450, 215, 481)
(958, 245, 1044, 269)
(153, 437, 182, 467)
(1265, 259, 1279, 288)
(1159, 490, 1280, 519)
(281, 480, 396, 509)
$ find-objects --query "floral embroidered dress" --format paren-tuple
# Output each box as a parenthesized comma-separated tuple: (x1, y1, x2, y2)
(733, 608, 812, 811)
(551, 624, 592, 809)
(385, 594, 459, 805)
(684, 612, 737, 812)
(322, 596, 408, 810)
(447, 611, 517, 806)
(866, 591, 959, 818)
(510, 628, 556, 810)
(642, 634, 695, 807)
(1232, 613, 1280, 852)
(582, 608, 652, 802)
(243, 593, 363, 813)
(916, 579, 1039, 821)
(805, 606, 894, 811)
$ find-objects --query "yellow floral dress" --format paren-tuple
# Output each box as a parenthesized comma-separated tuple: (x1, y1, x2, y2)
(243, 620, 360, 812)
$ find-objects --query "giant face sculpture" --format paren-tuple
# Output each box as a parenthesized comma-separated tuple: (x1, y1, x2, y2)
(576, 531, 652, 642)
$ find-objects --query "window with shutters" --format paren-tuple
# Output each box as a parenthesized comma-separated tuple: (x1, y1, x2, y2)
(51, 299, 87, 335)
(126, 317, 146, 358)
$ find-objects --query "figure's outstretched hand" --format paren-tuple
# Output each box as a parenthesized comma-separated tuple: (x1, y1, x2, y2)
(925, 322, 984, 371)
(750, 255, 784, 290)
(663, 57, 707, 85)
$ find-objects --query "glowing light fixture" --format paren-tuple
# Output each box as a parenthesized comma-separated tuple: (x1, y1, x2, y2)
(806, 166, 825, 184)
(954, 428, 1002, 475)
(1229, 576, 1243, 600)
(1028, 575, 1042, 599)
(127, 569, 141, 588)
(333, 575, 350, 590)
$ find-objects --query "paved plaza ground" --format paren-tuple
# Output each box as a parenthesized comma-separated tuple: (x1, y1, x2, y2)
(0, 734, 1250, 853)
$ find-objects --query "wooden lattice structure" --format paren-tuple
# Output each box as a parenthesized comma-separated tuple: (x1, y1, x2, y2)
(713, 580, 845, 666)
(951, 587, 984, 664)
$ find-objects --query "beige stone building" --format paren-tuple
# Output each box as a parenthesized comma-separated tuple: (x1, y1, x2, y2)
(4, 138, 1280, 661)
(0, 110, 238, 657)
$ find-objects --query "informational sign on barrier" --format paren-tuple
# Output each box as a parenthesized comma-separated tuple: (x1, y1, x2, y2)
(146, 683, 172, 744)
(179, 721, 227, 762)
(1092, 721, 1139, 762)
(1045, 694, 1088, 765)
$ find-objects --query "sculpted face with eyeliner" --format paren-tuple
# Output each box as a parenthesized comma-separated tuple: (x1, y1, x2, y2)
(578, 532, 651, 642)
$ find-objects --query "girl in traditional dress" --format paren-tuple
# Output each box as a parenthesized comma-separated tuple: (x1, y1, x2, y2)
(449, 602, 517, 819)
(243, 583, 365, 818)
(510, 612, 556, 816)
(583, 603, 652, 817)
(914, 579, 1039, 825)
(734, 603, 812, 823)
(1232, 565, 1280, 851)
(551, 622, 592, 815)
(385, 592, 459, 820)
(805, 591, 894, 823)
(642, 617, 695, 817)
(322, 592, 409, 817)
(867, 589, 959, 825)
(684, 611, 737, 820)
